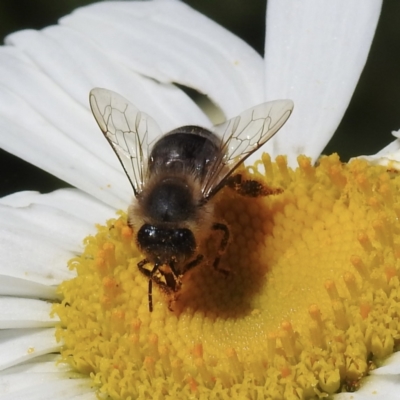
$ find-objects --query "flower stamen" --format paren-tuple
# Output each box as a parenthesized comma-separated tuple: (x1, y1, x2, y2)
(54, 153, 400, 398)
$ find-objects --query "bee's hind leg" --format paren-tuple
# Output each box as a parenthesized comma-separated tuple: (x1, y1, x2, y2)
(212, 223, 230, 274)
(225, 174, 283, 197)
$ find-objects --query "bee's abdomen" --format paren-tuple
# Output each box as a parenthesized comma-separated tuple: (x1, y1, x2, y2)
(149, 126, 221, 180)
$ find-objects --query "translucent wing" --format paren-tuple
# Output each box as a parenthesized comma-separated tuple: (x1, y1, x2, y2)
(203, 100, 294, 199)
(89, 88, 163, 196)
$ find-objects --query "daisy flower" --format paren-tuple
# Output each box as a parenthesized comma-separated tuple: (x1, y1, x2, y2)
(2, 0, 399, 399)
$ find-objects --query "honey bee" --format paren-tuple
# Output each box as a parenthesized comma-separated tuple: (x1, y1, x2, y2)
(89, 88, 293, 311)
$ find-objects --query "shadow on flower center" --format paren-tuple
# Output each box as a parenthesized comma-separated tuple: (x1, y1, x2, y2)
(176, 193, 272, 317)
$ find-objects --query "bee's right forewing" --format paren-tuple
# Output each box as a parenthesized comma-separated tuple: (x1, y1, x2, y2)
(202, 99, 294, 199)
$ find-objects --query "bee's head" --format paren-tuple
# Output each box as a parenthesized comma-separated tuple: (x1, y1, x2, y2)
(136, 224, 196, 266)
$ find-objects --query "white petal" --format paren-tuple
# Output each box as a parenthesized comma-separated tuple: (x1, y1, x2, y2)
(0, 219, 74, 288)
(264, 0, 382, 166)
(58, 0, 264, 116)
(0, 328, 59, 371)
(0, 355, 94, 399)
(0, 0, 266, 205)
(0, 189, 114, 225)
(0, 190, 112, 290)
(4, 26, 208, 131)
(0, 189, 112, 252)
(0, 298, 57, 329)
(1, 2, 221, 208)
(355, 131, 400, 169)
(371, 352, 400, 375)
(0, 39, 201, 210)
(0, 71, 130, 209)
(0, 276, 56, 300)
(2, 354, 66, 373)
(334, 375, 400, 400)
(0, 354, 94, 399)
(0, 378, 94, 400)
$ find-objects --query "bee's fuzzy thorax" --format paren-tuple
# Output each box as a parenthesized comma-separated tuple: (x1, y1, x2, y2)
(128, 172, 215, 243)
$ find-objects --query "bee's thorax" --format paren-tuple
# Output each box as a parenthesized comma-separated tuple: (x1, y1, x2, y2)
(140, 177, 196, 223)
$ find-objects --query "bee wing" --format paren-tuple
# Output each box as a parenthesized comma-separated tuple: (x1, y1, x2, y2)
(203, 100, 294, 199)
(89, 88, 163, 196)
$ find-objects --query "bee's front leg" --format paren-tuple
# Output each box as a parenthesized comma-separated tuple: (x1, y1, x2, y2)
(167, 256, 203, 312)
(137, 259, 159, 312)
(225, 174, 283, 197)
(137, 258, 150, 277)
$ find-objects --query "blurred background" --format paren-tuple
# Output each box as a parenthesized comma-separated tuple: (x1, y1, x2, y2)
(0, 0, 399, 196)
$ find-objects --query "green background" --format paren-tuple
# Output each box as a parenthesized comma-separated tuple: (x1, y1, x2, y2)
(0, 0, 399, 196)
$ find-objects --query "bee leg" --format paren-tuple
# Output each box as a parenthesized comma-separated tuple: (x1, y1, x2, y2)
(163, 271, 180, 292)
(162, 271, 182, 312)
(137, 259, 159, 312)
(184, 254, 204, 272)
(226, 174, 283, 197)
(137, 258, 151, 277)
(147, 263, 164, 312)
(212, 223, 230, 274)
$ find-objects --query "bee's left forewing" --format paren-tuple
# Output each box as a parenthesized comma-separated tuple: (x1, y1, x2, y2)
(202, 100, 294, 199)
(89, 88, 163, 196)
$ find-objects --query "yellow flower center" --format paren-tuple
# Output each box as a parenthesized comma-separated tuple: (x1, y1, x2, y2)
(54, 153, 400, 399)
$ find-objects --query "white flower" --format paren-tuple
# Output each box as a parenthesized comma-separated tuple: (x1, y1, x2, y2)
(1, 0, 395, 398)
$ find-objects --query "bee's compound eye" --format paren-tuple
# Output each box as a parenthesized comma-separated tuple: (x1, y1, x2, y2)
(137, 224, 196, 263)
